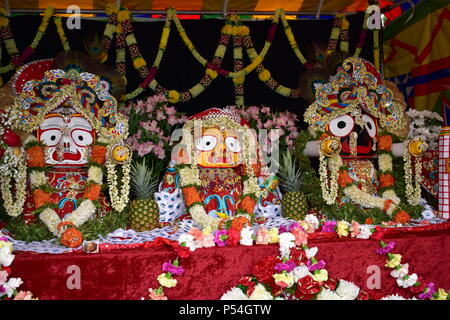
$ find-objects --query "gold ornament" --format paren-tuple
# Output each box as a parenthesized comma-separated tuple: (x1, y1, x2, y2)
(408, 138, 428, 157)
(320, 136, 342, 157)
(110, 143, 132, 164)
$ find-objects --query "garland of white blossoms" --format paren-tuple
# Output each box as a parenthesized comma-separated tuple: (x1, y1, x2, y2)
(403, 146, 422, 206)
(40, 200, 97, 236)
(406, 109, 443, 150)
(0, 148, 27, 217)
(105, 160, 131, 212)
(319, 150, 341, 205)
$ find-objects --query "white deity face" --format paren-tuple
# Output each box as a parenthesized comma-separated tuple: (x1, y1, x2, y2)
(37, 107, 94, 167)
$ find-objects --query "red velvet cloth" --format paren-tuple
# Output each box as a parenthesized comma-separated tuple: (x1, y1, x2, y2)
(10, 227, 450, 300)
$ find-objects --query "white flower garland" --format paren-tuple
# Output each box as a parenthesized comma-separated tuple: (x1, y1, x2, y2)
(343, 184, 386, 210)
(319, 151, 341, 205)
(0, 148, 27, 217)
(106, 160, 131, 212)
(40, 199, 96, 237)
(403, 147, 422, 205)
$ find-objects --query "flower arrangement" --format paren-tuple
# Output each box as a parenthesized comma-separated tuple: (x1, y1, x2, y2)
(406, 109, 442, 151)
(125, 94, 188, 173)
(148, 258, 184, 300)
(0, 233, 35, 300)
(0, 110, 27, 218)
(229, 105, 300, 151)
(376, 237, 449, 300)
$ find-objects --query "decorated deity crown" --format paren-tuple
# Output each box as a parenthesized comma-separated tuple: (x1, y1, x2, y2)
(304, 56, 406, 131)
(11, 52, 128, 142)
(188, 107, 249, 126)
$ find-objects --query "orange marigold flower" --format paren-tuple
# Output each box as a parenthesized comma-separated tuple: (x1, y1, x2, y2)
(393, 210, 411, 224)
(379, 174, 395, 188)
(338, 170, 353, 188)
(182, 186, 202, 207)
(231, 216, 250, 232)
(26, 145, 45, 167)
(383, 199, 395, 213)
(91, 145, 107, 164)
(365, 218, 374, 225)
(32, 189, 53, 208)
(378, 135, 393, 151)
(239, 196, 256, 215)
(319, 133, 330, 140)
(84, 183, 101, 201)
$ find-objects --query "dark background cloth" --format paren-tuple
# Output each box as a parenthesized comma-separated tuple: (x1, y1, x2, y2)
(4, 13, 373, 122)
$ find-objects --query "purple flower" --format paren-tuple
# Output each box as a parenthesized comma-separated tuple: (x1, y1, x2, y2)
(321, 221, 337, 233)
(307, 260, 327, 272)
(279, 225, 288, 234)
(0, 285, 5, 295)
(274, 260, 297, 273)
(419, 283, 436, 300)
(214, 230, 228, 247)
(288, 222, 304, 232)
(376, 241, 396, 255)
(0, 237, 9, 242)
(162, 261, 184, 276)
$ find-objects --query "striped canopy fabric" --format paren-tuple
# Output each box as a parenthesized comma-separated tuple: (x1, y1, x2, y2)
(383, 0, 450, 112)
(9, 0, 395, 13)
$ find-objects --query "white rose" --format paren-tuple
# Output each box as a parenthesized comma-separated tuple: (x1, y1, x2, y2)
(239, 226, 254, 246)
(304, 214, 319, 231)
(305, 247, 318, 259)
(356, 225, 372, 239)
(316, 288, 344, 300)
(291, 265, 311, 282)
(4, 278, 23, 298)
(178, 233, 197, 252)
(279, 232, 295, 258)
(336, 280, 360, 300)
(249, 284, 274, 300)
(0, 246, 15, 267)
(396, 273, 418, 288)
(221, 287, 249, 300)
(390, 263, 409, 279)
(381, 294, 413, 300)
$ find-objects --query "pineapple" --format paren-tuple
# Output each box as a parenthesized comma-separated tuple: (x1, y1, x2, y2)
(129, 160, 160, 232)
(278, 151, 309, 220)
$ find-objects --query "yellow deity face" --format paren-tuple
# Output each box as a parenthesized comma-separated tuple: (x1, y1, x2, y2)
(195, 127, 242, 168)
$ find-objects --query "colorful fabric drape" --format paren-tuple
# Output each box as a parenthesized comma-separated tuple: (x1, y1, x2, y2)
(10, 0, 395, 13)
(383, 0, 450, 113)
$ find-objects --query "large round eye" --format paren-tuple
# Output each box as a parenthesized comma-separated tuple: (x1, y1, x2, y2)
(195, 135, 217, 151)
(225, 136, 241, 153)
(40, 129, 62, 146)
(329, 115, 354, 137)
(362, 114, 377, 138)
(71, 129, 94, 147)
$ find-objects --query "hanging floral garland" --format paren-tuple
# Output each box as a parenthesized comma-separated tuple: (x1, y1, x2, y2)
(0, 110, 27, 218)
(231, 17, 246, 107)
(403, 145, 422, 206)
(53, 16, 70, 52)
(99, 2, 119, 64)
(354, 10, 370, 58)
(0, 6, 56, 78)
(0, 7, 19, 73)
(24, 137, 107, 246)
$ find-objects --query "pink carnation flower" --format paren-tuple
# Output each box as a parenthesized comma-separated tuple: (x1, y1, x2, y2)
(256, 227, 269, 244)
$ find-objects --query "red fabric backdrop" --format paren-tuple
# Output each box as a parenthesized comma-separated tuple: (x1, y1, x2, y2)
(10, 226, 450, 300)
